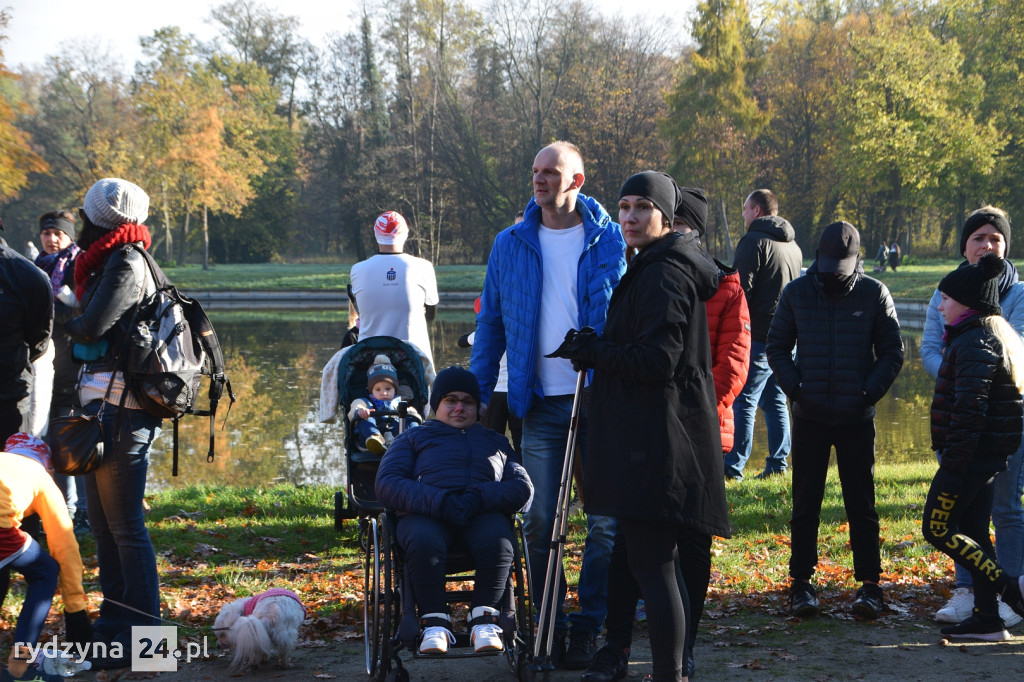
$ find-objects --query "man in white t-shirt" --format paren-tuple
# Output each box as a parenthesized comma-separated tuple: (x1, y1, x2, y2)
(469, 141, 626, 669)
(349, 211, 440, 371)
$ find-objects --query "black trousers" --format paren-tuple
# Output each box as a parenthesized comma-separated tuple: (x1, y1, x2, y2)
(396, 512, 515, 616)
(922, 466, 1008, 616)
(0, 397, 25, 444)
(789, 416, 881, 583)
(604, 525, 711, 672)
(616, 519, 700, 682)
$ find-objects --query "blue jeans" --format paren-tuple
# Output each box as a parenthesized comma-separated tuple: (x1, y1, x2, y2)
(724, 341, 791, 480)
(83, 401, 162, 640)
(0, 538, 60, 646)
(954, 436, 1024, 588)
(521, 395, 615, 635)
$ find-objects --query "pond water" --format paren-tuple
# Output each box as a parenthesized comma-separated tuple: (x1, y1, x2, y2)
(147, 311, 933, 490)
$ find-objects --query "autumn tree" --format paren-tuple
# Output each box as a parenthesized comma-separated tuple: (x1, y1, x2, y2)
(135, 28, 271, 266)
(836, 11, 1001, 252)
(663, 0, 764, 260)
(0, 10, 47, 208)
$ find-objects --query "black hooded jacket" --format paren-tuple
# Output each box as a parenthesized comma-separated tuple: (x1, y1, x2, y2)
(576, 231, 731, 537)
(733, 215, 803, 343)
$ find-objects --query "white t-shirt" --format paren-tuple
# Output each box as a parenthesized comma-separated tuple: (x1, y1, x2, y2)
(536, 223, 584, 396)
(350, 253, 440, 366)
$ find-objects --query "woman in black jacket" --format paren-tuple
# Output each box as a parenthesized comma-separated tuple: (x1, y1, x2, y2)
(553, 172, 730, 682)
(923, 254, 1024, 640)
(65, 178, 160, 668)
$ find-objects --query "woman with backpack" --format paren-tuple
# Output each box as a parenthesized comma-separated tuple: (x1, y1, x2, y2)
(66, 178, 161, 670)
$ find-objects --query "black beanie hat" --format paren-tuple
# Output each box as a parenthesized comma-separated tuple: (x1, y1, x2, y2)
(938, 252, 1003, 316)
(959, 210, 1011, 256)
(619, 171, 677, 224)
(430, 366, 481, 413)
(674, 186, 708, 237)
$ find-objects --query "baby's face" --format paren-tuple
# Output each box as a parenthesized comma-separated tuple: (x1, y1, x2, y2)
(372, 381, 396, 400)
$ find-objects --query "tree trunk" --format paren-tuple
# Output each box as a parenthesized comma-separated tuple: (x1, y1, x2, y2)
(719, 198, 734, 263)
(161, 180, 173, 262)
(202, 205, 209, 271)
(179, 211, 191, 266)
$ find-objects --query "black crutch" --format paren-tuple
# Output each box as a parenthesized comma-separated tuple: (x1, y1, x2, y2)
(529, 368, 586, 681)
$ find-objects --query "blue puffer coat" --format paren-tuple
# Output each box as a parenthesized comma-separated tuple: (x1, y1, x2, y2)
(375, 419, 533, 518)
(469, 194, 626, 417)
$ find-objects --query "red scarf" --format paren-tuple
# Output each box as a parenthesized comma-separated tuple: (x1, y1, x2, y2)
(74, 224, 152, 299)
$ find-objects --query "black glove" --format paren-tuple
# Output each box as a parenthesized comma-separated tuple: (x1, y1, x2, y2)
(65, 609, 93, 646)
(457, 332, 473, 349)
(440, 490, 483, 526)
(544, 327, 597, 372)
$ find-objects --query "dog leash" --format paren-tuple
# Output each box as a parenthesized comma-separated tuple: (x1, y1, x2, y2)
(99, 598, 212, 634)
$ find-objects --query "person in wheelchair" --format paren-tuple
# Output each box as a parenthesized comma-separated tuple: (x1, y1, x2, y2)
(348, 354, 422, 455)
(375, 366, 533, 656)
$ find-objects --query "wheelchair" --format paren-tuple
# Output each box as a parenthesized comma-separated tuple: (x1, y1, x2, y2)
(363, 510, 534, 681)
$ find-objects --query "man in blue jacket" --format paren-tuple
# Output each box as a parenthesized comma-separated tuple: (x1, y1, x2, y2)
(469, 141, 625, 669)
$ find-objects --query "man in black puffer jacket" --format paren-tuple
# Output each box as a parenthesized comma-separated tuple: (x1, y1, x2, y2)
(767, 221, 904, 621)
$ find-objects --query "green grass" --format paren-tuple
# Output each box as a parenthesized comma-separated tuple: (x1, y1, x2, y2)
(561, 460, 944, 599)
(161, 259, 962, 299)
(861, 259, 963, 299)
(161, 263, 486, 292)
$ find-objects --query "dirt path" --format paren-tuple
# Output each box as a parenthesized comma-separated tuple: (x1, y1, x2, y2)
(93, 612, 1024, 681)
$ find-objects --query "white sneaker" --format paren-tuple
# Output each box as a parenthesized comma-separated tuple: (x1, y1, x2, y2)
(998, 597, 1023, 627)
(419, 613, 455, 655)
(468, 606, 503, 653)
(935, 588, 974, 624)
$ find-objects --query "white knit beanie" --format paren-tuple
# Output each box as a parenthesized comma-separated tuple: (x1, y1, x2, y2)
(82, 178, 150, 230)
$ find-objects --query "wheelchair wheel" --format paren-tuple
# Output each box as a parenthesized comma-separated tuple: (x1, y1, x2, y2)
(364, 516, 395, 677)
(507, 515, 535, 677)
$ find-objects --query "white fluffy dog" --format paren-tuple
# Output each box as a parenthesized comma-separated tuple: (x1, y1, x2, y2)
(213, 588, 305, 673)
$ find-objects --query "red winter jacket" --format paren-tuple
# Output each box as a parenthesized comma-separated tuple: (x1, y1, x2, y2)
(706, 265, 751, 452)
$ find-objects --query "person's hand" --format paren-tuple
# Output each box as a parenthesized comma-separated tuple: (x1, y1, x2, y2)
(357, 408, 370, 420)
(440, 490, 483, 526)
(544, 327, 597, 372)
(64, 609, 93, 646)
(457, 332, 473, 348)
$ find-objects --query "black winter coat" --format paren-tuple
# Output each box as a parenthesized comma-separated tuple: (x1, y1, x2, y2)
(576, 231, 731, 537)
(0, 245, 52, 402)
(767, 264, 904, 424)
(931, 315, 1023, 475)
(732, 216, 803, 343)
(375, 419, 533, 519)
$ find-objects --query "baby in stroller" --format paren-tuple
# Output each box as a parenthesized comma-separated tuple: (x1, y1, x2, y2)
(348, 354, 422, 455)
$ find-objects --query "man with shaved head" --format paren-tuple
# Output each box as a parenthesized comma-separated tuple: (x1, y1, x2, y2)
(470, 141, 625, 668)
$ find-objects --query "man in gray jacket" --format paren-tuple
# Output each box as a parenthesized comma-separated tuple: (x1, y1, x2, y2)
(724, 189, 803, 480)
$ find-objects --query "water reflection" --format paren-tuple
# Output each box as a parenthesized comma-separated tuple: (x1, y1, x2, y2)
(147, 312, 931, 490)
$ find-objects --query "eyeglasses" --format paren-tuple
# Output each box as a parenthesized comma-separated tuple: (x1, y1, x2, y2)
(440, 395, 477, 409)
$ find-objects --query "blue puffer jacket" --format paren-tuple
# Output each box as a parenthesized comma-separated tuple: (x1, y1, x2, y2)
(375, 420, 533, 519)
(469, 194, 626, 417)
(921, 258, 1024, 378)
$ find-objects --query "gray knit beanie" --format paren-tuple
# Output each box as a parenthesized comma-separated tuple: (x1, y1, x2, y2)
(82, 178, 150, 230)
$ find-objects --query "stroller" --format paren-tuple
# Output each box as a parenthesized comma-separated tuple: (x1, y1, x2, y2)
(333, 336, 431, 526)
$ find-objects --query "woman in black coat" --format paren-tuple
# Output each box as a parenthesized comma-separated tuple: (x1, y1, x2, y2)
(554, 172, 731, 682)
